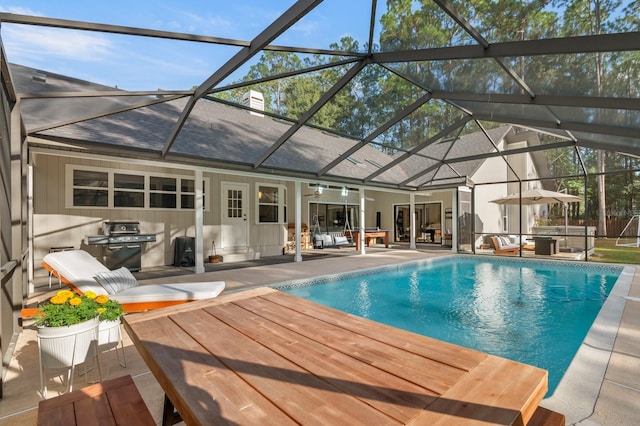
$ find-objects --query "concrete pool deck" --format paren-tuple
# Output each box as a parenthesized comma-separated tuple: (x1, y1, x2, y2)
(1, 247, 638, 425)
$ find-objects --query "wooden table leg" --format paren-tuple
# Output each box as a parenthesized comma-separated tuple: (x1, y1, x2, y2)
(163, 394, 182, 426)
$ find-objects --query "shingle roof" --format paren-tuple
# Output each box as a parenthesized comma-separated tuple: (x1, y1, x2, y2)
(14, 63, 528, 188)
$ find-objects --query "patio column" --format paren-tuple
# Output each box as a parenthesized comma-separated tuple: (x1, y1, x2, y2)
(194, 169, 204, 274)
(359, 190, 366, 254)
(410, 193, 416, 249)
(451, 191, 458, 251)
(294, 181, 302, 262)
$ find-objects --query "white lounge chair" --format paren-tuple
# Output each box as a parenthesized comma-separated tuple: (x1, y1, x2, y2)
(38, 249, 225, 313)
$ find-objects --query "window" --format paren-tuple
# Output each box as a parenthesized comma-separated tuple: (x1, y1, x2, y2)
(228, 189, 243, 218)
(150, 176, 177, 208)
(72, 170, 108, 206)
(67, 165, 209, 210)
(256, 184, 287, 223)
(181, 179, 195, 209)
(310, 202, 359, 234)
(114, 173, 144, 208)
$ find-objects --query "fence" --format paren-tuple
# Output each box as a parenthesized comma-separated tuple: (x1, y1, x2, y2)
(565, 218, 632, 238)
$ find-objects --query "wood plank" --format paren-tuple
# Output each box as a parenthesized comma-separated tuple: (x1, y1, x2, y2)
(407, 356, 547, 425)
(36, 402, 76, 426)
(124, 313, 298, 425)
(228, 294, 469, 394)
(73, 394, 114, 426)
(199, 301, 436, 423)
(37, 375, 152, 426)
(107, 381, 155, 426)
(263, 291, 486, 371)
(171, 309, 400, 425)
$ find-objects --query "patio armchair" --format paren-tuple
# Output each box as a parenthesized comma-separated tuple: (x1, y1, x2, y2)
(490, 236, 521, 255)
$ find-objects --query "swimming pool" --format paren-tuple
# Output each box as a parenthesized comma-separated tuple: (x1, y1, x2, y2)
(277, 255, 623, 396)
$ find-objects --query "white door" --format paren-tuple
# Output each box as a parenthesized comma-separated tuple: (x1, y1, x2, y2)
(221, 182, 249, 251)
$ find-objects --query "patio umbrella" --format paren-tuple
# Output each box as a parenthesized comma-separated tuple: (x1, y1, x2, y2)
(490, 188, 582, 245)
(489, 188, 582, 206)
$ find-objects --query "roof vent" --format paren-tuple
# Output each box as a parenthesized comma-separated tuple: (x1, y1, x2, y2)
(32, 72, 47, 83)
(242, 90, 264, 117)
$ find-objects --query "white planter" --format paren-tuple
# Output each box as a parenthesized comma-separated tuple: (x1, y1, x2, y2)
(98, 319, 121, 350)
(37, 317, 99, 369)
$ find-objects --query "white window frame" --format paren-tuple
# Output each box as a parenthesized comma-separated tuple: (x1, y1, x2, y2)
(66, 165, 210, 210)
(255, 183, 287, 224)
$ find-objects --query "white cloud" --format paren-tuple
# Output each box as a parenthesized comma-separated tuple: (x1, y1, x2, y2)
(2, 24, 114, 63)
(0, 6, 41, 15)
(160, 9, 235, 37)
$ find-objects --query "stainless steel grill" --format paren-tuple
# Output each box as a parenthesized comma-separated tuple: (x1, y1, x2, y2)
(85, 221, 156, 272)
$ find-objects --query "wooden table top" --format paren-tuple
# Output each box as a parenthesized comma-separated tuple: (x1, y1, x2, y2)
(124, 287, 547, 425)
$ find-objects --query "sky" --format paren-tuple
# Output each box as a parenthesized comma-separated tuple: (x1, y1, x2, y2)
(0, 1, 378, 91)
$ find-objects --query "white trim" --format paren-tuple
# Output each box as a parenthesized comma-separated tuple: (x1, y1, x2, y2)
(255, 182, 287, 224)
(65, 164, 210, 211)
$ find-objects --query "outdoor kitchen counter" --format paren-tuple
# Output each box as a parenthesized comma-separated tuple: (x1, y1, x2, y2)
(124, 287, 549, 425)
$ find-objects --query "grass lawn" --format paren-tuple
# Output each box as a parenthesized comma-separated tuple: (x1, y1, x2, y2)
(591, 238, 640, 264)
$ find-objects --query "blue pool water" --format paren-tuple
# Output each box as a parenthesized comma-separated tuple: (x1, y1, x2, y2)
(280, 256, 622, 396)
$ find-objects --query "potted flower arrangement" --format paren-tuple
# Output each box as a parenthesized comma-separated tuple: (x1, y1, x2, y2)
(35, 290, 125, 370)
(35, 289, 124, 327)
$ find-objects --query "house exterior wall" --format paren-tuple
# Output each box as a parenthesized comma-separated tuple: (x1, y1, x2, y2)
(471, 134, 542, 247)
(471, 152, 510, 243)
(31, 153, 296, 278)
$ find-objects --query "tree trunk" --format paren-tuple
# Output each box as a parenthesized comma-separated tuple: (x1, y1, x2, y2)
(597, 151, 607, 238)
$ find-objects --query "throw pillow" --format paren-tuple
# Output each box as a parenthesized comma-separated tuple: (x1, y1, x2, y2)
(94, 266, 139, 294)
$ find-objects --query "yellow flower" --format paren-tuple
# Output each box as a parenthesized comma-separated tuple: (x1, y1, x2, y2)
(49, 295, 66, 305)
(97, 307, 106, 314)
(84, 291, 97, 299)
(69, 297, 82, 306)
(57, 290, 74, 300)
(95, 295, 109, 304)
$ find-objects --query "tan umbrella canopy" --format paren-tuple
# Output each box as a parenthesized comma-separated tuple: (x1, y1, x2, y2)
(490, 188, 582, 205)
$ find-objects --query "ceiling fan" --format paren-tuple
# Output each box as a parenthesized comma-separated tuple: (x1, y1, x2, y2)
(304, 187, 324, 198)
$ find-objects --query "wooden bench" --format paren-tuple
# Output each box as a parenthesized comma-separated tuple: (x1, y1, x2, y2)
(527, 406, 566, 425)
(37, 374, 154, 426)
